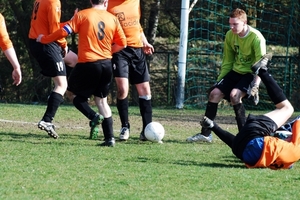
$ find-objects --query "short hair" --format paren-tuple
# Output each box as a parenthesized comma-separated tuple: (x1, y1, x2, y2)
(230, 8, 247, 22)
(91, 0, 106, 4)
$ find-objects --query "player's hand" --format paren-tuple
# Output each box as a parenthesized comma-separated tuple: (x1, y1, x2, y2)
(12, 68, 22, 86)
(247, 83, 259, 105)
(143, 42, 154, 55)
(36, 34, 44, 42)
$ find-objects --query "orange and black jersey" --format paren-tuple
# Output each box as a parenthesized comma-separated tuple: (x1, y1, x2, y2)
(28, 0, 67, 48)
(107, 0, 143, 48)
(40, 8, 126, 63)
(246, 120, 300, 170)
(0, 13, 13, 51)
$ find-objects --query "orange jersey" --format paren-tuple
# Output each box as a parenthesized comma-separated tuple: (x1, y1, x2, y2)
(246, 120, 300, 170)
(41, 8, 126, 63)
(0, 13, 13, 51)
(28, 0, 67, 48)
(107, 0, 143, 48)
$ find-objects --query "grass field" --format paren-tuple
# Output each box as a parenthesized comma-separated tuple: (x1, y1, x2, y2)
(1, 103, 300, 200)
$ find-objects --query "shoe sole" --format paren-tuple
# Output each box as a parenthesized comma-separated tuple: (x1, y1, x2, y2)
(38, 124, 59, 139)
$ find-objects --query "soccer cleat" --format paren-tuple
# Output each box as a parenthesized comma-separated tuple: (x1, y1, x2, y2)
(186, 133, 212, 143)
(89, 114, 104, 140)
(100, 138, 115, 147)
(38, 120, 59, 139)
(139, 131, 148, 141)
(200, 116, 214, 129)
(119, 127, 130, 141)
(251, 53, 273, 74)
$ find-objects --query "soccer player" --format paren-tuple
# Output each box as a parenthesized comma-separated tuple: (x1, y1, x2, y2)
(107, 0, 154, 141)
(200, 59, 299, 170)
(28, 0, 78, 139)
(37, 0, 127, 146)
(0, 13, 22, 86)
(187, 8, 268, 143)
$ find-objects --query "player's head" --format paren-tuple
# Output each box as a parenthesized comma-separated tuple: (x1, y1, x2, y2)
(229, 8, 247, 35)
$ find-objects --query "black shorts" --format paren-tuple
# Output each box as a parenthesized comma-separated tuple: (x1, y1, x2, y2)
(215, 70, 254, 101)
(67, 59, 112, 99)
(112, 47, 150, 84)
(232, 114, 278, 159)
(29, 39, 66, 77)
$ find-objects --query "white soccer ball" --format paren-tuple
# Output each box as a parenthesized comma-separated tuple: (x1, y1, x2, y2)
(145, 122, 165, 143)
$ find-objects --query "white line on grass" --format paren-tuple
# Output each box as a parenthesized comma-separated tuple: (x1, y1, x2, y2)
(0, 118, 120, 132)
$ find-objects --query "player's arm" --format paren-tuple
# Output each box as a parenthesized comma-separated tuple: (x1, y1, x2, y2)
(3, 47, 22, 86)
(37, 26, 70, 44)
(112, 19, 127, 53)
(141, 27, 154, 55)
(0, 14, 22, 85)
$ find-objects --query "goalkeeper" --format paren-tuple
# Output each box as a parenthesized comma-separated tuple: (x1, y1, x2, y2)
(200, 61, 299, 170)
(187, 8, 269, 143)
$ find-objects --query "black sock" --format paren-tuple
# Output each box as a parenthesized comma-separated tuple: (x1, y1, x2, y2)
(139, 98, 152, 130)
(42, 92, 64, 122)
(73, 95, 96, 120)
(201, 102, 218, 136)
(233, 103, 246, 131)
(258, 70, 286, 104)
(211, 123, 235, 148)
(117, 98, 129, 128)
(102, 117, 114, 140)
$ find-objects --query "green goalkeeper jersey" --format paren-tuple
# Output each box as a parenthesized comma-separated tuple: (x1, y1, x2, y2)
(217, 25, 266, 81)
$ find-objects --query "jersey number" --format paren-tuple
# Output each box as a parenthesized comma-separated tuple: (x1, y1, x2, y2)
(97, 22, 105, 40)
(56, 61, 64, 72)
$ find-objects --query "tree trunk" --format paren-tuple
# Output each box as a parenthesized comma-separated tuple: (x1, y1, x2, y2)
(147, 0, 160, 44)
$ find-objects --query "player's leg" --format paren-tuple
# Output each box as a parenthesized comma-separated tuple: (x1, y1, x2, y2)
(230, 89, 246, 132)
(73, 94, 104, 139)
(115, 77, 130, 140)
(200, 116, 235, 148)
(186, 88, 221, 143)
(135, 81, 152, 141)
(94, 59, 115, 146)
(131, 48, 152, 141)
(64, 49, 78, 68)
(112, 49, 131, 141)
(254, 60, 293, 128)
(95, 96, 115, 147)
(231, 73, 254, 131)
(31, 41, 66, 139)
(69, 62, 104, 139)
(187, 71, 240, 143)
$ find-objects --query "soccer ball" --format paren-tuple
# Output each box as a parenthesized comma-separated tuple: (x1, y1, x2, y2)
(144, 122, 165, 143)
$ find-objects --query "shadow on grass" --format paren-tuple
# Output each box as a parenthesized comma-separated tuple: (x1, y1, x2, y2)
(129, 155, 245, 169)
(0, 131, 99, 146)
(115, 137, 205, 145)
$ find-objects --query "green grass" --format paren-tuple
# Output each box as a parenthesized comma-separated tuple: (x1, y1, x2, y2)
(0, 104, 300, 200)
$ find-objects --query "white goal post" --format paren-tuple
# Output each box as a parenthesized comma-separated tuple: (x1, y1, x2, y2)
(176, 0, 198, 109)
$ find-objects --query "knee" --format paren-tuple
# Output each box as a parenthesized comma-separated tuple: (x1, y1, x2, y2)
(229, 90, 243, 104)
(209, 88, 223, 102)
